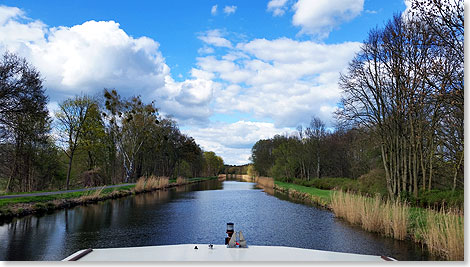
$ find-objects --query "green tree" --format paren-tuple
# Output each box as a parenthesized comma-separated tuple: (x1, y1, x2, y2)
(103, 89, 159, 182)
(55, 95, 94, 190)
(79, 100, 107, 171)
(0, 53, 50, 192)
(203, 151, 224, 176)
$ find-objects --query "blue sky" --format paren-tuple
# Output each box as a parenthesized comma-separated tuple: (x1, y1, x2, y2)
(0, 0, 408, 164)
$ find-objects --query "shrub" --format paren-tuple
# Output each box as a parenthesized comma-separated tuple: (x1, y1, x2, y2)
(81, 168, 104, 187)
(417, 190, 464, 210)
(358, 168, 388, 195)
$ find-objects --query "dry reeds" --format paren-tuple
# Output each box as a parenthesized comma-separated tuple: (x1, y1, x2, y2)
(134, 176, 170, 193)
(134, 177, 146, 193)
(330, 191, 409, 240)
(176, 176, 187, 185)
(78, 186, 106, 202)
(257, 177, 274, 188)
(145, 175, 159, 190)
(331, 190, 464, 260)
(361, 194, 383, 233)
(330, 190, 363, 225)
(389, 198, 409, 240)
(416, 208, 464, 261)
(159, 176, 169, 188)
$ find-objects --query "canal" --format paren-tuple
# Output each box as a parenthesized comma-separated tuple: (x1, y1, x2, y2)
(0, 180, 432, 261)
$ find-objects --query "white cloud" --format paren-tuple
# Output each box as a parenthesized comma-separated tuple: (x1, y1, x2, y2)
(223, 5, 237, 15)
(195, 37, 361, 127)
(197, 46, 215, 54)
(365, 9, 378, 14)
(211, 5, 218, 15)
(0, 5, 216, 126)
(292, 0, 364, 38)
(0, 5, 364, 164)
(267, 0, 289, 16)
(183, 121, 294, 165)
(0, 10, 170, 100)
(0, 5, 22, 23)
(198, 29, 232, 48)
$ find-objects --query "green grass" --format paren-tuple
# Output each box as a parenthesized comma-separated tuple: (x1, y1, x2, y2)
(0, 182, 136, 196)
(0, 185, 135, 207)
(275, 181, 332, 203)
(0, 177, 217, 208)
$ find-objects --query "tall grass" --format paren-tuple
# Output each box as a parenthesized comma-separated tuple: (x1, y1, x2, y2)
(361, 194, 383, 233)
(176, 176, 187, 185)
(331, 190, 463, 260)
(330, 191, 409, 240)
(134, 176, 170, 193)
(78, 186, 106, 202)
(134, 177, 146, 192)
(389, 198, 409, 240)
(330, 190, 362, 224)
(416, 208, 464, 261)
(159, 176, 169, 188)
(144, 175, 161, 190)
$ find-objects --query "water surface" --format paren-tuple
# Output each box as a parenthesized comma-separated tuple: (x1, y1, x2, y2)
(0, 180, 432, 260)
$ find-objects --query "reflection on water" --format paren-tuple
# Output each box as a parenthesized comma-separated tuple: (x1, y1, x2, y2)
(0, 180, 433, 261)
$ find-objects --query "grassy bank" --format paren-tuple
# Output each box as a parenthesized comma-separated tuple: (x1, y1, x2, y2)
(274, 181, 332, 208)
(274, 181, 464, 261)
(290, 177, 463, 210)
(0, 176, 216, 222)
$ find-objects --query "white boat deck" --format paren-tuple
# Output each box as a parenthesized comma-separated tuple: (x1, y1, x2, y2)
(63, 244, 395, 261)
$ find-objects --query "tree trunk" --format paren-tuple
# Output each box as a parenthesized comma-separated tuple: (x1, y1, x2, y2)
(381, 144, 394, 198)
(453, 152, 464, 192)
(413, 148, 418, 197)
(65, 151, 74, 190)
(402, 138, 407, 194)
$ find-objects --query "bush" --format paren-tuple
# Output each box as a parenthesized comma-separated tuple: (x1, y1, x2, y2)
(292, 177, 362, 192)
(417, 190, 464, 209)
(81, 168, 105, 187)
(358, 168, 388, 196)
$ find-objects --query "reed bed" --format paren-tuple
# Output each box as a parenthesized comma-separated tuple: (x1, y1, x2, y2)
(330, 190, 463, 260)
(159, 176, 169, 188)
(330, 191, 409, 240)
(78, 186, 106, 201)
(176, 176, 187, 185)
(415, 208, 464, 261)
(360, 194, 383, 233)
(134, 176, 170, 193)
(134, 177, 146, 193)
(144, 175, 165, 190)
(389, 198, 409, 240)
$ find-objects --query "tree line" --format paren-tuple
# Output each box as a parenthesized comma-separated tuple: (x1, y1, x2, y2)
(251, 0, 463, 198)
(0, 53, 224, 192)
(251, 118, 374, 181)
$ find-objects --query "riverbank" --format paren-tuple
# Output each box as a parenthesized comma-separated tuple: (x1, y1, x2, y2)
(273, 181, 463, 261)
(0, 176, 218, 223)
(273, 182, 331, 209)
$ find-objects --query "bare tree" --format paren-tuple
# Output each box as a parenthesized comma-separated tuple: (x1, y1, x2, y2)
(305, 117, 326, 179)
(55, 95, 94, 190)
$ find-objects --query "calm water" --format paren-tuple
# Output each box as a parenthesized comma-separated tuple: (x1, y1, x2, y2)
(0, 180, 433, 261)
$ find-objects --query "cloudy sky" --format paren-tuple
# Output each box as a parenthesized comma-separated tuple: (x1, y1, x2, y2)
(0, 0, 408, 165)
